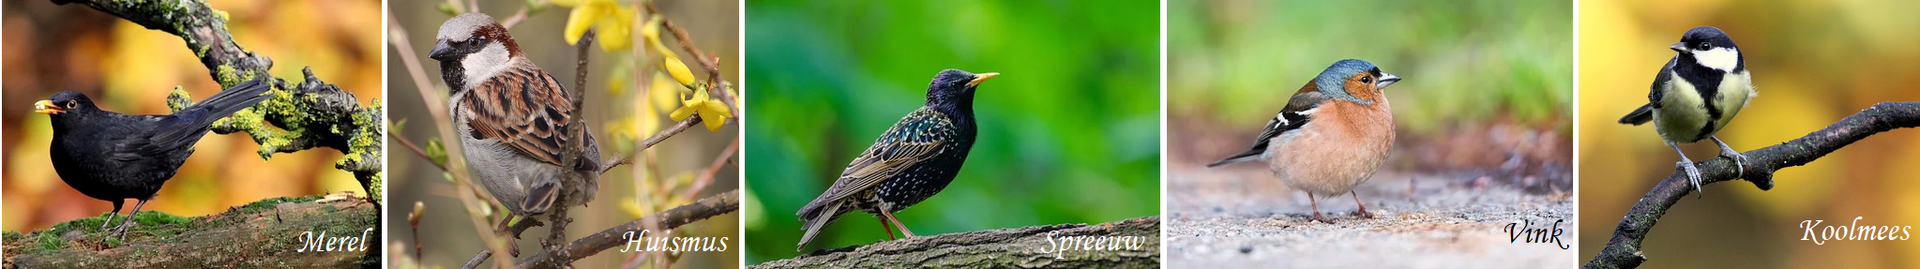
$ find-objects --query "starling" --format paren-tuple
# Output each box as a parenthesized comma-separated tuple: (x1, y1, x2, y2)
(795, 69, 998, 250)
(34, 78, 271, 240)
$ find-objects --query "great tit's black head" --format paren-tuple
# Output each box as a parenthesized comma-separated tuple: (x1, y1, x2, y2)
(1672, 26, 1742, 72)
(34, 91, 97, 116)
(924, 69, 999, 108)
(431, 13, 520, 92)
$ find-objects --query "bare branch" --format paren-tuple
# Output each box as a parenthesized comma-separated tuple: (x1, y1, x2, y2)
(1586, 102, 1920, 269)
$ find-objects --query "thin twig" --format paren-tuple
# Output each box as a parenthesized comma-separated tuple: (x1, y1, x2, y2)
(687, 137, 739, 199)
(643, 2, 740, 120)
(1586, 102, 1920, 269)
(517, 191, 742, 268)
(389, 132, 449, 172)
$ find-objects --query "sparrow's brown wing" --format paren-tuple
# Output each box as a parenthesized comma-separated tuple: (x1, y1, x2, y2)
(459, 59, 583, 168)
(811, 108, 954, 205)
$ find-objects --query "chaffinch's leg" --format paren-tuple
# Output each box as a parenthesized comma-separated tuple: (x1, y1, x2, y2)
(1308, 192, 1334, 224)
(1711, 136, 1749, 179)
(1350, 191, 1373, 219)
(1668, 141, 1704, 197)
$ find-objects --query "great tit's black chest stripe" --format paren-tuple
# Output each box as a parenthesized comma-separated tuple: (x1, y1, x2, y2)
(1673, 58, 1728, 141)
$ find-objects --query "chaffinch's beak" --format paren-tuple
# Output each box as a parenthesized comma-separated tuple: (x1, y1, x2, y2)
(429, 41, 456, 61)
(1670, 42, 1686, 52)
(967, 72, 1000, 88)
(1375, 73, 1401, 89)
(34, 100, 64, 114)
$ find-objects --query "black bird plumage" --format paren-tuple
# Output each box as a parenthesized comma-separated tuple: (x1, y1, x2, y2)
(795, 69, 998, 250)
(36, 78, 272, 241)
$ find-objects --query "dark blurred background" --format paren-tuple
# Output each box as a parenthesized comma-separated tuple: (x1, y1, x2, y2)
(3, 1, 381, 231)
(1579, 0, 1920, 268)
(385, 0, 739, 268)
(742, 0, 1161, 264)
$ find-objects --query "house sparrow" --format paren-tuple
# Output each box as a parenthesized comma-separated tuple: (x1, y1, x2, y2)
(796, 69, 998, 250)
(1208, 59, 1400, 223)
(429, 13, 603, 242)
(36, 77, 271, 241)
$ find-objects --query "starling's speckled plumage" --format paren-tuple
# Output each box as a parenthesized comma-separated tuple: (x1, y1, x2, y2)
(35, 78, 271, 240)
(796, 69, 998, 250)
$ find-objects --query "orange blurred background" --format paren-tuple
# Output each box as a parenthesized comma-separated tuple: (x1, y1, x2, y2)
(1579, 0, 1920, 268)
(2, 0, 382, 231)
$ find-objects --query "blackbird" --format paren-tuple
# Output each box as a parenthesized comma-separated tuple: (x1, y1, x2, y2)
(796, 69, 998, 250)
(34, 78, 271, 240)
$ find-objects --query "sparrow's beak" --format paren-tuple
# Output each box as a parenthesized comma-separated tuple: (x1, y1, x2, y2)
(1670, 42, 1686, 52)
(967, 72, 1000, 87)
(428, 41, 456, 61)
(33, 100, 64, 114)
(1376, 73, 1402, 89)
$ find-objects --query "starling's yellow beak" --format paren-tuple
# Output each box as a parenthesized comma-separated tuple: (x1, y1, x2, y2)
(967, 72, 1000, 87)
(33, 100, 64, 114)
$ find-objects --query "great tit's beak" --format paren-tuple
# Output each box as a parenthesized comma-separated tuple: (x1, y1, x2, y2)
(967, 72, 1000, 88)
(1376, 73, 1402, 89)
(1670, 42, 1686, 52)
(33, 100, 64, 114)
(428, 41, 456, 61)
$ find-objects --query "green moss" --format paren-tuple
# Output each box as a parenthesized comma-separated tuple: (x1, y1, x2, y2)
(235, 195, 325, 215)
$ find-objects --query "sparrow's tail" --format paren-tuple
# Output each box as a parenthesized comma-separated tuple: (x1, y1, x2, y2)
(795, 199, 844, 251)
(1619, 104, 1654, 125)
(1206, 149, 1263, 168)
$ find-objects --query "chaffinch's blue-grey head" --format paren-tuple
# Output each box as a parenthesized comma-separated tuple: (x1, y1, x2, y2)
(1313, 59, 1401, 105)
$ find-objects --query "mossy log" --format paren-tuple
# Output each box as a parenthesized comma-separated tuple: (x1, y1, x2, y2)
(751, 216, 1161, 269)
(2, 193, 380, 268)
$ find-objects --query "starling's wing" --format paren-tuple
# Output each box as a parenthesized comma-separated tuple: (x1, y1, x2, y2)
(1206, 90, 1329, 167)
(817, 108, 954, 205)
(131, 78, 272, 158)
(460, 59, 598, 171)
(1618, 57, 1676, 125)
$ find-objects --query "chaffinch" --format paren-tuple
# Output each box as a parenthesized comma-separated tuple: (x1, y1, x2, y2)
(1208, 59, 1400, 223)
(1617, 26, 1756, 195)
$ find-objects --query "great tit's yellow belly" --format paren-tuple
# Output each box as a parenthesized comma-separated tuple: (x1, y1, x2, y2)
(1653, 71, 1753, 143)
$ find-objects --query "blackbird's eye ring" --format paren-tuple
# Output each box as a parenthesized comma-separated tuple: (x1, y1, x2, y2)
(65, 101, 77, 109)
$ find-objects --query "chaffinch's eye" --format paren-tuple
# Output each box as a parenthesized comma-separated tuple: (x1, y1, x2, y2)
(1360, 77, 1373, 84)
(65, 101, 77, 109)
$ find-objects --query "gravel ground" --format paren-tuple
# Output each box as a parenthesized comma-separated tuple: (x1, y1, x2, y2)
(1166, 165, 1575, 268)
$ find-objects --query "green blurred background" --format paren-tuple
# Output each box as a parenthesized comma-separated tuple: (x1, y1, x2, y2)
(1168, 0, 1571, 182)
(386, 0, 739, 268)
(3, 0, 381, 231)
(742, 0, 1160, 263)
(1579, 0, 1920, 268)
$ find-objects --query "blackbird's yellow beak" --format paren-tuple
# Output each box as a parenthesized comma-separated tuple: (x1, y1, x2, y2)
(967, 72, 1000, 88)
(34, 100, 64, 114)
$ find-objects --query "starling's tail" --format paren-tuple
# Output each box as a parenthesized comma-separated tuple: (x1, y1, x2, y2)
(795, 201, 842, 251)
(1206, 150, 1263, 168)
(1619, 104, 1654, 125)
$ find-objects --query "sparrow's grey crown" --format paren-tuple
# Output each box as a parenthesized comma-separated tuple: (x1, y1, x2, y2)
(438, 13, 496, 41)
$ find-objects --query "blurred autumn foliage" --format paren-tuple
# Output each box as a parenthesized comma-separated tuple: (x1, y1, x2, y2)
(2, 1, 382, 231)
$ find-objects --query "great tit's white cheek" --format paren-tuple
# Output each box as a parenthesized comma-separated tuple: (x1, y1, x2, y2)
(1690, 47, 1740, 72)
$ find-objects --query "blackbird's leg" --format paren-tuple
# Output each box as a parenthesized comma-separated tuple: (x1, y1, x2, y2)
(99, 200, 124, 232)
(110, 199, 149, 241)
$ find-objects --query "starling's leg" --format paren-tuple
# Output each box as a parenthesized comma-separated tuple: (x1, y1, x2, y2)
(1668, 141, 1704, 197)
(878, 210, 916, 238)
(1710, 136, 1749, 178)
(110, 199, 149, 241)
(876, 216, 897, 240)
(1350, 191, 1374, 219)
(1307, 192, 1333, 224)
(99, 200, 124, 232)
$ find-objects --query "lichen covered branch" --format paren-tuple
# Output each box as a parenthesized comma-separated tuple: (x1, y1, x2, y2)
(1585, 102, 1920, 269)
